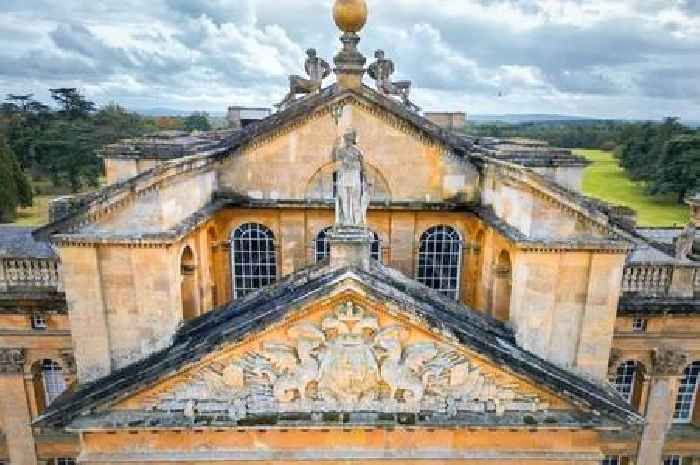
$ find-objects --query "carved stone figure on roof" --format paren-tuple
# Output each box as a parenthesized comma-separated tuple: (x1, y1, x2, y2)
(333, 130, 370, 226)
(674, 222, 696, 260)
(368, 50, 420, 112)
(276, 49, 331, 110)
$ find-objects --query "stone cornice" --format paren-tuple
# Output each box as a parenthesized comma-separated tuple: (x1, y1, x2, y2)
(482, 157, 634, 243)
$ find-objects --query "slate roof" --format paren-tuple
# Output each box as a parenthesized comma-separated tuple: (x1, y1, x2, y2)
(0, 226, 56, 259)
(474, 137, 591, 168)
(37, 261, 642, 429)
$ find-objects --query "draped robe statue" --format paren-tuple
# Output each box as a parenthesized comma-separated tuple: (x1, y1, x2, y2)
(675, 223, 696, 259)
(333, 130, 370, 227)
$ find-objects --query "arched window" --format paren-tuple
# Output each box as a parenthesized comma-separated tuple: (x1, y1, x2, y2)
(609, 360, 639, 403)
(231, 223, 277, 299)
(42, 359, 66, 405)
(417, 225, 462, 300)
(315, 227, 381, 263)
(674, 361, 700, 423)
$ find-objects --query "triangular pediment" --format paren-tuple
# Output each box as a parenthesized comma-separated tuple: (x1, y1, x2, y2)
(117, 291, 564, 419)
(38, 264, 641, 430)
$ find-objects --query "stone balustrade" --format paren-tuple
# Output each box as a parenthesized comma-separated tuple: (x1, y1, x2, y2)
(0, 258, 62, 292)
(622, 265, 673, 295)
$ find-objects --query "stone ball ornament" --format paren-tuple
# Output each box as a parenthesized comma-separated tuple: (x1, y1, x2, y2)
(333, 0, 368, 33)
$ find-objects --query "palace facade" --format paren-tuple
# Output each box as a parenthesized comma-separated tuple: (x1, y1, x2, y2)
(1, 2, 699, 464)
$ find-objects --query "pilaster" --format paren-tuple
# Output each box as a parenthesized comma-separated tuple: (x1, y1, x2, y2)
(637, 347, 688, 465)
(0, 348, 38, 465)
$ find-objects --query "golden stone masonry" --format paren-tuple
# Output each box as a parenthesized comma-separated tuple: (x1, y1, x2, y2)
(1, 1, 699, 465)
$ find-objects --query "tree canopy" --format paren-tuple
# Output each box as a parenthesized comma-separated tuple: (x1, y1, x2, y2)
(0, 135, 32, 223)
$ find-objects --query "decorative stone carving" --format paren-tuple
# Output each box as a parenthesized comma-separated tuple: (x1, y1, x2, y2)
(153, 302, 544, 418)
(608, 348, 623, 374)
(368, 50, 420, 112)
(652, 346, 688, 376)
(276, 49, 331, 110)
(0, 348, 26, 374)
(60, 352, 77, 376)
(674, 223, 696, 260)
(333, 130, 371, 227)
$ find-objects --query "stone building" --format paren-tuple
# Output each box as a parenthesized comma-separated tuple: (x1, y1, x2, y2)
(0, 1, 699, 464)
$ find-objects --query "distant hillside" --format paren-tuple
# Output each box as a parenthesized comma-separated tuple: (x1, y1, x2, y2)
(136, 108, 226, 117)
(469, 114, 700, 128)
(469, 114, 599, 124)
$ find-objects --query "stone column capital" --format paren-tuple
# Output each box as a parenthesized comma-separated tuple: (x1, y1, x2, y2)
(60, 351, 77, 375)
(608, 348, 624, 374)
(0, 348, 26, 374)
(651, 346, 688, 376)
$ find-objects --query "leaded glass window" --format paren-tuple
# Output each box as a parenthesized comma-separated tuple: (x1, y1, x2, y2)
(42, 359, 66, 404)
(609, 360, 639, 403)
(602, 456, 620, 465)
(673, 361, 700, 423)
(417, 225, 462, 300)
(231, 223, 277, 299)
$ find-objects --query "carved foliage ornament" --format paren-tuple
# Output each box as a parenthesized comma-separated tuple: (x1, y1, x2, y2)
(0, 348, 26, 374)
(155, 302, 546, 419)
(154, 303, 544, 419)
(652, 346, 688, 376)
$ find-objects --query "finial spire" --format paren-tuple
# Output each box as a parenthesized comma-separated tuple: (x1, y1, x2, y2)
(333, 0, 368, 90)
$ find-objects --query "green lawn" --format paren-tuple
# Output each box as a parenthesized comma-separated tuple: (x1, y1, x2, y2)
(13, 195, 52, 226)
(576, 149, 689, 227)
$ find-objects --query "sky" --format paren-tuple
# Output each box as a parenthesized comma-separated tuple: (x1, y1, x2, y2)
(1, 0, 700, 120)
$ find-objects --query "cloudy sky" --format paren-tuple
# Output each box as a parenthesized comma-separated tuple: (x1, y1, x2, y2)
(1, 0, 700, 119)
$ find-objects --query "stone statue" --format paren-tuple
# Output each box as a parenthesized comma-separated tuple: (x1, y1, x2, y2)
(333, 130, 370, 227)
(674, 223, 696, 260)
(276, 49, 331, 110)
(368, 50, 420, 112)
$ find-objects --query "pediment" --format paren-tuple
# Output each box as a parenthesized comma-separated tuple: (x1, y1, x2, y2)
(39, 265, 639, 429)
(217, 86, 480, 204)
(117, 292, 571, 420)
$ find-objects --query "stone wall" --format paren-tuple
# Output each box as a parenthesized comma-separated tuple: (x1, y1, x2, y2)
(217, 103, 480, 204)
(510, 250, 626, 380)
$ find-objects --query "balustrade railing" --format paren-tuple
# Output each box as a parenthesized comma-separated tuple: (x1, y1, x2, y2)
(621, 265, 672, 295)
(0, 258, 61, 291)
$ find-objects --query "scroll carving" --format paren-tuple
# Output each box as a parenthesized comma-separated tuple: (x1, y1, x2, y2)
(0, 348, 26, 374)
(652, 346, 688, 376)
(153, 303, 544, 418)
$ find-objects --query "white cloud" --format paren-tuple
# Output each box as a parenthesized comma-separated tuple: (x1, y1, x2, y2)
(0, 0, 698, 119)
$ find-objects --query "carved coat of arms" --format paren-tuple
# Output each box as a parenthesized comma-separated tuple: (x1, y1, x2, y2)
(155, 302, 544, 418)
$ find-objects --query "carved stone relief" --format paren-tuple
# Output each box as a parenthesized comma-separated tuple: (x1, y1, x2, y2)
(652, 346, 688, 376)
(153, 302, 545, 419)
(0, 348, 26, 374)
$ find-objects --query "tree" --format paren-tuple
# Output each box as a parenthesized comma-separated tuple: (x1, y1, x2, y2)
(50, 88, 96, 119)
(154, 116, 185, 131)
(184, 112, 211, 132)
(0, 136, 32, 222)
(649, 134, 700, 203)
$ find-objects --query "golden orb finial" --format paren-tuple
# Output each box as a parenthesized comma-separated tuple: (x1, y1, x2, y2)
(333, 0, 368, 34)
